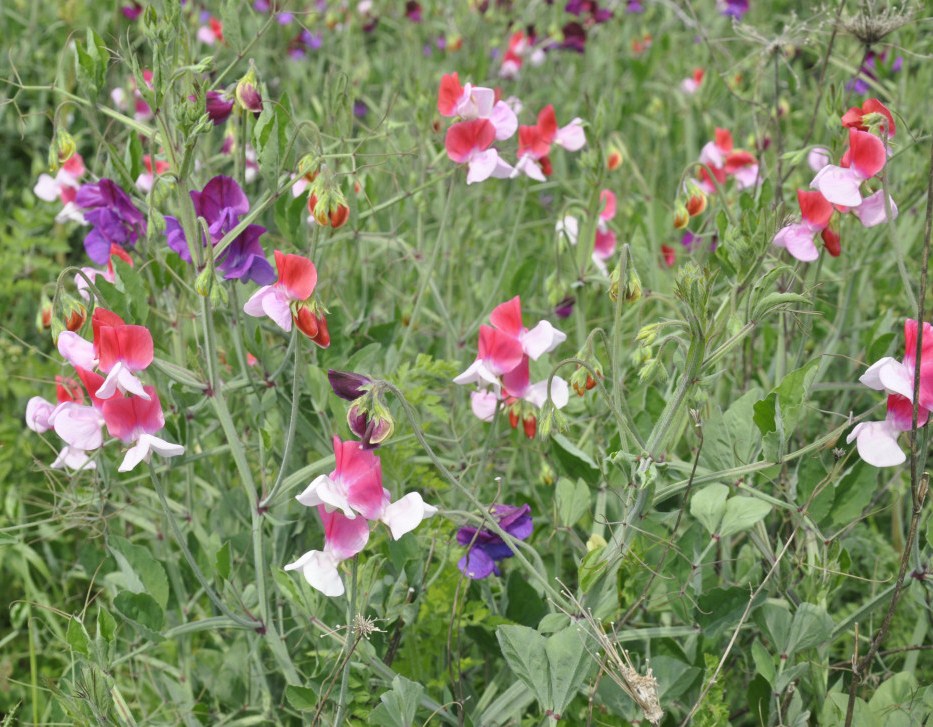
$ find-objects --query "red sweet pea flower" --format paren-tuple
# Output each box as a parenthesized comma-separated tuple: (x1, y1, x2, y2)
(841, 98, 895, 137)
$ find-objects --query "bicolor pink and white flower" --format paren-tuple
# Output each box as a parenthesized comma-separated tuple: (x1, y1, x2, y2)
(556, 189, 618, 274)
(34, 154, 87, 224)
(772, 189, 834, 262)
(98, 384, 184, 472)
(243, 250, 329, 343)
(26, 376, 103, 471)
(810, 128, 887, 207)
(135, 155, 170, 193)
(287, 437, 436, 596)
(445, 119, 514, 184)
(849, 320, 933, 467)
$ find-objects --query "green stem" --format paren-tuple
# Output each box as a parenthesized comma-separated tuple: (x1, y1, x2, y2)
(334, 557, 359, 725)
(260, 336, 303, 509)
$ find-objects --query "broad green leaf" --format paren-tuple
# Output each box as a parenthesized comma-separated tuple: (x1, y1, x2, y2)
(700, 387, 763, 471)
(719, 496, 771, 537)
(544, 626, 592, 717)
(551, 434, 599, 483)
(786, 603, 834, 656)
(114, 591, 164, 638)
(578, 544, 608, 593)
(109, 535, 170, 610)
(66, 616, 90, 656)
(751, 640, 775, 687)
(496, 625, 549, 707)
(285, 685, 318, 711)
(689, 483, 729, 535)
(555, 477, 590, 526)
(215, 541, 232, 581)
(696, 586, 758, 639)
(97, 606, 117, 643)
(371, 675, 424, 727)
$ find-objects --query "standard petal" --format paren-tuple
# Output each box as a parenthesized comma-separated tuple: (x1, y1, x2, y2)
(26, 397, 55, 433)
(381, 492, 437, 540)
(319, 508, 370, 560)
(488, 100, 518, 140)
(49, 403, 103, 450)
(555, 119, 586, 151)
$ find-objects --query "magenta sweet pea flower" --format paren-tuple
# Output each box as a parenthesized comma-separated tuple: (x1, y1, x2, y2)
(445, 119, 514, 184)
(457, 504, 533, 579)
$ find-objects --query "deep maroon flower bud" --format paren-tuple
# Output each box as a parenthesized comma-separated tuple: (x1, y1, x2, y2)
(554, 296, 575, 319)
(347, 403, 393, 449)
(328, 370, 371, 401)
(235, 67, 263, 114)
(206, 90, 235, 125)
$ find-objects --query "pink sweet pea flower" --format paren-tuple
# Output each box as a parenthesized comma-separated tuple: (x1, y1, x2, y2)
(807, 147, 831, 172)
(135, 155, 170, 193)
(489, 296, 567, 360)
(680, 67, 704, 94)
(101, 385, 184, 471)
(243, 250, 319, 334)
(810, 128, 886, 207)
(848, 394, 924, 467)
(445, 119, 514, 184)
(288, 437, 436, 596)
(772, 189, 834, 262)
(94, 315, 155, 400)
(438, 72, 494, 119)
(841, 98, 895, 137)
(502, 356, 570, 410)
(859, 320, 933, 409)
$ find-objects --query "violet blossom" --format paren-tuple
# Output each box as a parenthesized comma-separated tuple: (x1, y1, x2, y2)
(75, 179, 146, 265)
(457, 504, 533, 579)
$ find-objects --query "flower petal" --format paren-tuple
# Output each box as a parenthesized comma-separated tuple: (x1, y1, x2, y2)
(381, 492, 437, 540)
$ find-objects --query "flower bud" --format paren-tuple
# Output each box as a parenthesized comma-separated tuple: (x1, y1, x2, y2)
(293, 305, 319, 339)
(327, 370, 371, 401)
(586, 533, 607, 551)
(310, 311, 330, 348)
(673, 202, 690, 230)
(235, 64, 263, 114)
(62, 296, 87, 332)
(821, 226, 841, 257)
(347, 401, 394, 449)
(194, 266, 213, 297)
(606, 149, 623, 171)
(205, 90, 235, 125)
(210, 279, 229, 306)
(55, 129, 77, 168)
(685, 188, 707, 217)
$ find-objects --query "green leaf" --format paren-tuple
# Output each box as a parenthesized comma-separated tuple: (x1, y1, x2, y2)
(496, 624, 592, 717)
(285, 685, 319, 711)
(786, 603, 833, 656)
(371, 675, 424, 727)
(751, 640, 775, 687)
(215, 541, 232, 581)
(66, 616, 91, 656)
(754, 359, 821, 459)
(719, 496, 771, 538)
(578, 544, 608, 593)
(551, 434, 599, 483)
(112, 258, 149, 324)
(696, 586, 758, 639)
(689, 483, 729, 535)
(75, 29, 108, 94)
(113, 591, 163, 638)
(700, 387, 763, 471)
(97, 606, 117, 643)
(109, 535, 170, 610)
(220, 0, 243, 49)
(555, 477, 590, 526)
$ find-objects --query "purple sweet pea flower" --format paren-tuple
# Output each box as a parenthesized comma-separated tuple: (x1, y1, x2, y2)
(163, 176, 274, 284)
(122, 2, 143, 20)
(717, 0, 749, 19)
(328, 370, 371, 401)
(457, 504, 533, 579)
(559, 22, 587, 53)
(75, 180, 146, 264)
(554, 296, 575, 319)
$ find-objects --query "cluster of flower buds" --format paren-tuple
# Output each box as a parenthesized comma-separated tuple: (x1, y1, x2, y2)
(773, 99, 897, 262)
(673, 181, 708, 230)
(293, 158, 350, 229)
(327, 370, 395, 449)
(569, 355, 603, 397)
(243, 250, 330, 347)
(453, 296, 569, 439)
(27, 308, 184, 472)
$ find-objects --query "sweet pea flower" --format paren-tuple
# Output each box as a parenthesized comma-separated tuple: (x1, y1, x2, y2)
(849, 320, 933, 467)
(841, 98, 896, 137)
(75, 244, 135, 302)
(457, 504, 533, 579)
(807, 147, 831, 172)
(680, 68, 704, 95)
(717, 0, 749, 18)
(243, 250, 329, 345)
(164, 176, 275, 285)
(34, 154, 85, 207)
(99, 385, 184, 472)
(197, 16, 224, 45)
(810, 128, 886, 207)
(514, 105, 586, 180)
(135, 156, 170, 193)
(454, 296, 566, 390)
(445, 119, 514, 184)
(772, 189, 834, 262)
(75, 179, 146, 264)
(205, 90, 235, 125)
(288, 437, 436, 596)
(26, 376, 103, 472)
(95, 318, 155, 401)
(437, 73, 517, 140)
